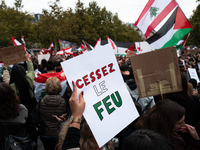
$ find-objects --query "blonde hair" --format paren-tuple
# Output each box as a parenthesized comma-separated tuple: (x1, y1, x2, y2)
(45, 77, 62, 95)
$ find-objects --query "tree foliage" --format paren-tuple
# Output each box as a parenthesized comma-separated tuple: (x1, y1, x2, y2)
(187, 4, 200, 46)
(0, 0, 36, 47)
(0, 0, 142, 48)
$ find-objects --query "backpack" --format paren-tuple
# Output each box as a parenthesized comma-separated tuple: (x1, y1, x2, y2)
(26, 98, 47, 141)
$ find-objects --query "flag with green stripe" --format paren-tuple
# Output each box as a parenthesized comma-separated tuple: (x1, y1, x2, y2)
(146, 6, 192, 50)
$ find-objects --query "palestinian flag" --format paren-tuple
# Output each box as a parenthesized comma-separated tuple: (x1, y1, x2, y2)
(146, 6, 193, 50)
(21, 36, 26, 47)
(82, 40, 94, 50)
(125, 43, 135, 53)
(176, 33, 190, 49)
(34, 71, 67, 102)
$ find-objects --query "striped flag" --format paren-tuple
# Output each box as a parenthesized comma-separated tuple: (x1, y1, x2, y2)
(94, 38, 101, 49)
(11, 36, 22, 46)
(82, 40, 94, 50)
(34, 71, 67, 102)
(107, 36, 118, 53)
(146, 6, 193, 50)
(21, 36, 26, 47)
(135, 0, 177, 38)
(48, 43, 54, 50)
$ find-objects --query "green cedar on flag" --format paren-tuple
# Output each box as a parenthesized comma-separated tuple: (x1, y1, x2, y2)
(146, 6, 193, 50)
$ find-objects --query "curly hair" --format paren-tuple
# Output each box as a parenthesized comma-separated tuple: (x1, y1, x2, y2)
(0, 83, 21, 120)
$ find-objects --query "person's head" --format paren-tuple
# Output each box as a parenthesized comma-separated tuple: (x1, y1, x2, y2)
(189, 78, 197, 89)
(45, 60, 55, 72)
(45, 77, 62, 95)
(41, 59, 47, 68)
(10, 64, 26, 84)
(0, 83, 21, 120)
(136, 99, 185, 142)
(125, 129, 175, 150)
(120, 64, 130, 82)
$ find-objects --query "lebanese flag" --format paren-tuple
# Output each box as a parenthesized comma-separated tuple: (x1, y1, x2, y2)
(135, 0, 177, 38)
(56, 50, 64, 55)
(48, 43, 54, 50)
(11, 36, 22, 46)
(63, 47, 73, 53)
(146, 6, 193, 50)
(34, 71, 67, 102)
(64, 51, 73, 55)
(94, 38, 101, 49)
(107, 36, 118, 53)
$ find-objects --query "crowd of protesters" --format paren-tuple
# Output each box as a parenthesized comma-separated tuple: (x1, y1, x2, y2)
(0, 49, 200, 150)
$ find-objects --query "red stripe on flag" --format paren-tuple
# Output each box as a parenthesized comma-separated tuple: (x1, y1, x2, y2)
(11, 36, 17, 46)
(144, 0, 177, 38)
(35, 71, 66, 83)
(135, 0, 155, 26)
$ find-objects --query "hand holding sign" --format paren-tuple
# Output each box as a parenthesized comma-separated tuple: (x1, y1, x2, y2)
(70, 81, 85, 119)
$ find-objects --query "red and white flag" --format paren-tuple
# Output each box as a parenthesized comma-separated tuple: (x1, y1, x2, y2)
(48, 43, 54, 50)
(11, 36, 22, 46)
(135, 0, 177, 38)
(34, 71, 67, 102)
(56, 51, 64, 55)
(94, 38, 101, 49)
(107, 36, 118, 53)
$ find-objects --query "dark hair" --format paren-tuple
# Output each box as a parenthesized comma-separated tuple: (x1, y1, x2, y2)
(189, 78, 197, 89)
(125, 129, 175, 150)
(120, 64, 129, 71)
(9, 64, 32, 111)
(0, 83, 21, 120)
(136, 99, 185, 142)
(41, 59, 47, 68)
(46, 60, 55, 71)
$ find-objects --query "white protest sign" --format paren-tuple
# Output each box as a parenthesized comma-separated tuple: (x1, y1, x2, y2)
(61, 44, 139, 147)
(188, 68, 200, 83)
(38, 54, 50, 65)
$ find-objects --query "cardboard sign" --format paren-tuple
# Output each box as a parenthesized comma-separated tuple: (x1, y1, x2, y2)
(61, 44, 139, 147)
(190, 48, 199, 56)
(188, 68, 200, 83)
(126, 51, 136, 57)
(0, 45, 26, 65)
(130, 47, 182, 98)
(38, 54, 50, 65)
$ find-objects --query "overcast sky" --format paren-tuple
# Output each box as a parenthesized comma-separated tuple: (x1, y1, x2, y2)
(4, 0, 199, 23)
